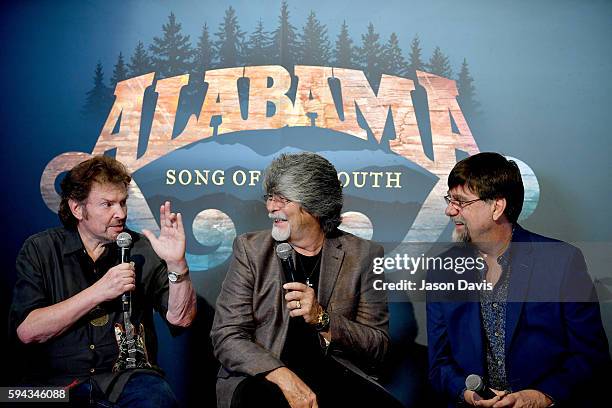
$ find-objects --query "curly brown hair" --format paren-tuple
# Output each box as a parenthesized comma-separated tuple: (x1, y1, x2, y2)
(58, 156, 131, 229)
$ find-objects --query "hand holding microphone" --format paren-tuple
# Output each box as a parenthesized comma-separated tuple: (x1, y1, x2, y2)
(276, 243, 323, 325)
(466, 374, 497, 400)
(465, 374, 507, 406)
(93, 232, 135, 304)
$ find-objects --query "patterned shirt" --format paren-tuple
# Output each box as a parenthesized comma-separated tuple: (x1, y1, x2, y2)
(479, 245, 512, 391)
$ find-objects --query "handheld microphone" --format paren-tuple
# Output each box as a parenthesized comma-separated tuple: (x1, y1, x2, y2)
(465, 374, 497, 400)
(116, 232, 132, 312)
(275, 242, 305, 283)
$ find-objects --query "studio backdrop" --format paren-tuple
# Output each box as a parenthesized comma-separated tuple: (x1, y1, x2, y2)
(2, 1, 611, 407)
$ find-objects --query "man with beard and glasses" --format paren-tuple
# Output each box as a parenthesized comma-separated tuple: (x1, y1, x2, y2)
(9, 156, 197, 407)
(211, 152, 401, 408)
(426, 152, 610, 407)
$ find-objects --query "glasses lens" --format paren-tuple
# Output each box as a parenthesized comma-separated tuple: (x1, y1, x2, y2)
(263, 194, 291, 205)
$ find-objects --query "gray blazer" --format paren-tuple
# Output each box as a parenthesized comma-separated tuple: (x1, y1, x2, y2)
(211, 229, 390, 407)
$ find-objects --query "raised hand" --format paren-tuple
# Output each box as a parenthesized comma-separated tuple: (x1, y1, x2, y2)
(142, 201, 187, 269)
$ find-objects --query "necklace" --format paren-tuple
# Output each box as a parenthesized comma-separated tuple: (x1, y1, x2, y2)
(297, 252, 322, 287)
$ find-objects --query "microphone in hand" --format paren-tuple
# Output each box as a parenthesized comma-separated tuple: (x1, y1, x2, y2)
(116, 232, 133, 311)
(275, 243, 305, 283)
(466, 374, 497, 400)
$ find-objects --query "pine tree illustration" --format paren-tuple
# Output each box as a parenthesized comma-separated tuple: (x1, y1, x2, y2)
(427, 46, 452, 78)
(407, 35, 424, 75)
(270, 1, 299, 69)
(83, 61, 113, 117)
(357, 23, 384, 89)
(215, 6, 245, 68)
(382, 32, 407, 77)
(299, 11, 331, 66)
(194, 23, 215, 73)
(110, 52, 128, 88)
(457, 58, 481, 119)
(128, 41, 153, 77)
(149, 12, 194, 78)
(245, 19, 271, 66)
(334, 20, 355, 68)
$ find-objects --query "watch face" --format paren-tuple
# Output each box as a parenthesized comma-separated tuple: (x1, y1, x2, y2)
(316, 311, 330, 331)
(168, 272, 178, 282)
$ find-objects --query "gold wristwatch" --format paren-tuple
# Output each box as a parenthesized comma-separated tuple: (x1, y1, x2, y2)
(314, 308, 330, 332)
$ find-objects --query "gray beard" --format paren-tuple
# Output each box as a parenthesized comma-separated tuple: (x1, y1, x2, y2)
(272, 223, 291, 242)
(452, 227, 471, 243)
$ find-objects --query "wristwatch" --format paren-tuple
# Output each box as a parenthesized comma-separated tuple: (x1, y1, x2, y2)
(314, 308, 330, 332)
(168, 270, 188, 283)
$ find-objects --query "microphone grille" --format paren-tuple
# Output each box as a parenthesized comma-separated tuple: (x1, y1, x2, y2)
(275, 242, 293, 260)
(465, 374, 483, 391)
(116, 232, 132, 248)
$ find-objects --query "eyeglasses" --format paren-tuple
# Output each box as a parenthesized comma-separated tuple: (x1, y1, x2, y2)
(262, 194, 292, 206)
(444, 195, 482, 210)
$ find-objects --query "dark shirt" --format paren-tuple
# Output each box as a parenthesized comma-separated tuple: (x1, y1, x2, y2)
(281, 251, 324, 385)
(479, 246, 512, 391)
(9, 227, 171, 387)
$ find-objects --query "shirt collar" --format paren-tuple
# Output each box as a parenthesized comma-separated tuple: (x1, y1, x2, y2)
(62, 227, 86, 256)
(496, 226, 516, 267)
(497, 242, 512, 268)
(61, 227, 115, 259)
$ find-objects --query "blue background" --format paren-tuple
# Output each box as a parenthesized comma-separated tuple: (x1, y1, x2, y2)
(2, 1, 611, 406)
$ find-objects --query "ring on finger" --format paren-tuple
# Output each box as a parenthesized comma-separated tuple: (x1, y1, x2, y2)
(296, 300, 301, 309)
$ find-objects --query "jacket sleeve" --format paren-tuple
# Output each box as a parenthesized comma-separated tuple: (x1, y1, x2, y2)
(328, 243, 390, 370)
(531, 247, 610, 403)
(426, 298, 467, 402)
(210, 235, 285, 376)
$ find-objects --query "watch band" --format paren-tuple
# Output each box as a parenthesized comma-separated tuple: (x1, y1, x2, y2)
(168, 270, 189, 283)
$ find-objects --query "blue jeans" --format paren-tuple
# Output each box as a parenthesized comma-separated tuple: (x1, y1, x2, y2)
(70, 373, 179, 407)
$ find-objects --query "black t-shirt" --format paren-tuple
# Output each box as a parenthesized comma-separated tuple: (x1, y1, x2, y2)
(9, 227, 170, 387)
(280, 251, 325, 385)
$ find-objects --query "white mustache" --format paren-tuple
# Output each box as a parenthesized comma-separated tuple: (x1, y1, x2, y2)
(452, 217, 466, 224)
(268, 212, 288, 222)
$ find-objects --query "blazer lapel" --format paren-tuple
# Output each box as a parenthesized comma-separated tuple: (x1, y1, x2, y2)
(318, 236, 345, 308)
(468, 302, 485, 373)
(505, 228, 534, 354)
(464, 267, 485, 365)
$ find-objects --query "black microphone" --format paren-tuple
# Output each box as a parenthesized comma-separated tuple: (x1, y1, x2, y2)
(275, 242, 305, 283)
(465, 374, 497, 400)
(116, 232, 132, 312)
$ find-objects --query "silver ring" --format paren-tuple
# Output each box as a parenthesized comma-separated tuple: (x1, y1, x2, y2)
(296, 300, 302, 309)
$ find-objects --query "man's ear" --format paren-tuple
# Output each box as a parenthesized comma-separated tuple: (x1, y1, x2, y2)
(69, 199, 84, 222)
(492, 197, 507, 221)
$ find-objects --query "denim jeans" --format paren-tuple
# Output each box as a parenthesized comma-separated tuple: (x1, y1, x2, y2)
(70, 373, 179, 407)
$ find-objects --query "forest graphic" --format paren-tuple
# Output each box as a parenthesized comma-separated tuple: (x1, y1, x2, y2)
(83, 1, 479, 124)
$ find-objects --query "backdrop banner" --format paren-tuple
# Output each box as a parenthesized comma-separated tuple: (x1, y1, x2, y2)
(2, 1, 611, 407)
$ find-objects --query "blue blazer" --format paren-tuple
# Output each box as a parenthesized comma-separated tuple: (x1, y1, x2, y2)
(426, 225, 610, 406)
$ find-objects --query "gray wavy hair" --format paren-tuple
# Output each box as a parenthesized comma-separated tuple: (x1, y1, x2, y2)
(263, 152, 343, 234)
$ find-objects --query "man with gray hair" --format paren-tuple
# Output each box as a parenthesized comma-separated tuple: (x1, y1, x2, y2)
(211, 152, 400, 408)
